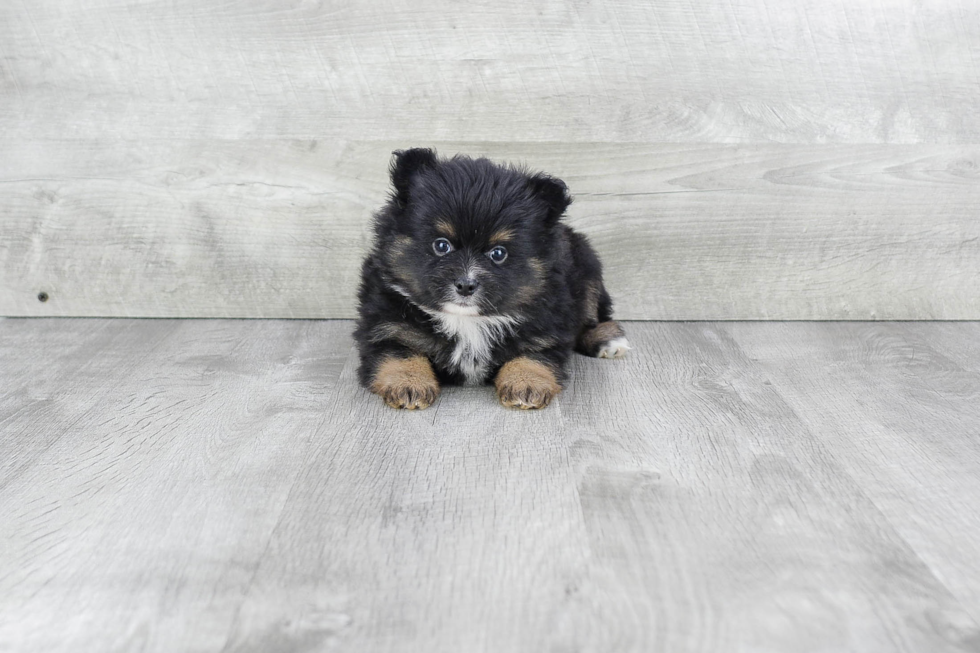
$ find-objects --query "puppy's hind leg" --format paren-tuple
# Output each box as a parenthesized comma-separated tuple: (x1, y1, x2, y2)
(577, 321, 631, 359)
(576, 281, 630, 359)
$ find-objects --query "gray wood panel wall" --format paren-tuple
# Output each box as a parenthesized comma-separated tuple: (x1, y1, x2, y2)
(2, 0, 978, 319)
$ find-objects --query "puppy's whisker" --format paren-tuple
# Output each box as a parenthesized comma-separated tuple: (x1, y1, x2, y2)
(481, 296, 502, 314)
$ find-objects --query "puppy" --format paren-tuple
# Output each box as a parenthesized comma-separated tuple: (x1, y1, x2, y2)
(354, 148, 629, 410)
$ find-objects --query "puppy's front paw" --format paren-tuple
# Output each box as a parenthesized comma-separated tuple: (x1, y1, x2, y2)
(495, 357, 561, 410)
(371, 356, 440, 410)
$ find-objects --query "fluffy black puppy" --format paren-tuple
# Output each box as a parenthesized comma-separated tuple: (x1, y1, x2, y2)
(354, 148, 629, 410)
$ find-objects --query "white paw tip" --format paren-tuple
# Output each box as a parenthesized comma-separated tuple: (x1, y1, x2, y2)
(598, 337, 631, 359)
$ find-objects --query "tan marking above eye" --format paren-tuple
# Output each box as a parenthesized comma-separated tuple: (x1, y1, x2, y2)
(434, 220, 456, 238)
(489, 228, 515, 245)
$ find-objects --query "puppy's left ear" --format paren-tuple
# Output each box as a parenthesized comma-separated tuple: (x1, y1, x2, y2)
(390, 148, 438, 207)
(527, 173, 572, 226)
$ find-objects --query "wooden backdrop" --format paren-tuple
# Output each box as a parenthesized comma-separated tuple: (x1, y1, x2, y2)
(1, 0, 978, 319)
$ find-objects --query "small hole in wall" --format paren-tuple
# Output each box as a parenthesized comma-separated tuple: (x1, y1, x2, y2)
(37, 292, 49, 303)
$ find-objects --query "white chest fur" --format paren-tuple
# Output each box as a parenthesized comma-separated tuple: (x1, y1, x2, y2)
(427, 312, 519, 385)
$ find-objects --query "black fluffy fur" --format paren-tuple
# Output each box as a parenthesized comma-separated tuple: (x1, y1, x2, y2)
(354, 148, 620, 392)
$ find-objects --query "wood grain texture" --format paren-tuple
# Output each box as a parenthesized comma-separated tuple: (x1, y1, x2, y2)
(729, 322, 980, 618)
(0, 319, 174, 492)
(3, 319, 980, 651)
(222, 352, 588, 653)
(0, 319, 352, 652)
(2, 0, 979, 319)
(2, 141, 979, 319)
(559, 323, 979, 651)
(1, 0, 977, 143)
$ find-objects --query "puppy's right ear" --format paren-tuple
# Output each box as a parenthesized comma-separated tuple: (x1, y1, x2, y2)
(527, 173, 572, 227)
(390, 148, 437, 207)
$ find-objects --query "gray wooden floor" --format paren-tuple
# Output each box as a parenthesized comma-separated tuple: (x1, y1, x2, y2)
(2, 319, 980, 652)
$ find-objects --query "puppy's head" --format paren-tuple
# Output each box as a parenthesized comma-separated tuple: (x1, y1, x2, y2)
(379, 148, 571, 317)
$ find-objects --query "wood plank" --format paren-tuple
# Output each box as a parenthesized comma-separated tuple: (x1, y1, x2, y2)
(0, 139, 371, 319)
(729, 322, 980, 618)
(0, 319, 352, 652)
(221, 353, 590, 653)
(3, 320, 980, 651)
(1, 1, 977, 143)
(557, 323, 978, 651)
(2, 141, 978, 319)
(0, 318, 174, 490)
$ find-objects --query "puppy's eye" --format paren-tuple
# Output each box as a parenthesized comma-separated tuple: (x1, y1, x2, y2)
(488, 246, 508, 263)
(432, 238, 453, 256)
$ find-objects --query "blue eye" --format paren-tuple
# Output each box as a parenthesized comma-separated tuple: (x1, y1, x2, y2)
(488, 246, 508, 263)
(432, 238, 453, 256)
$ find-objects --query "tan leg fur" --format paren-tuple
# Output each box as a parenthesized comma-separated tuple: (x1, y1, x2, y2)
(494, 356, 562, 410)
(370, 355, 440, 410)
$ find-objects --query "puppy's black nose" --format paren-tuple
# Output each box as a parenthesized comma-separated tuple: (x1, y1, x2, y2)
(454, 276, 480, 297)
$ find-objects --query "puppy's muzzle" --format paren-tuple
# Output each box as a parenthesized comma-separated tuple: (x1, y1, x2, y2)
(454, 276, 480, 297)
